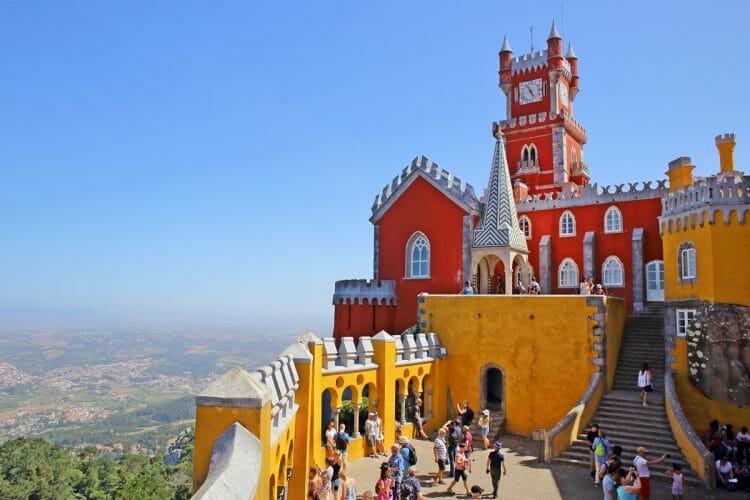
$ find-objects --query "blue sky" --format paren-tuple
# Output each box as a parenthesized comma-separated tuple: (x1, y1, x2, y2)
(1, 1, 748, 333)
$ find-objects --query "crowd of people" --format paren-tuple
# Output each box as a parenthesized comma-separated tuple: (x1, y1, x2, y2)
(705, 419, 750, 491)
(459, 274, 611, 296)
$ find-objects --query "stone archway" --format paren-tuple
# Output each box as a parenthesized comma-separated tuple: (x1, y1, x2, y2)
(478, 363, 506, 416)
(475, 254, 501, 294)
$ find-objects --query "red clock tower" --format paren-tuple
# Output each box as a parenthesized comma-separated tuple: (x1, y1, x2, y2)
(494, 22, 589, 197)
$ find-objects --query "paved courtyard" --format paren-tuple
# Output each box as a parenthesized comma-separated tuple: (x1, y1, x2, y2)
(346, 434, 738, 499)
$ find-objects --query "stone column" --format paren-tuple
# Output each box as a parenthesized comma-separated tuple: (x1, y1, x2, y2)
(426, 389, 434, 416)
(334, 406, 342, 430)
(632, 228, 645, 313)
(352, 403, 361, 438)
(462, 215, 473, 284)
(398, 395, 407, 425)
(583, 231, 596, 281)
(539, 236, 551, 293)
(373, 225, 380, 280)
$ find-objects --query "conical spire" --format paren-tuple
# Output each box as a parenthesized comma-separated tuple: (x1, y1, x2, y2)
(472, 134, 528, 252)
(548, 21, 561, 40)
(565, 43, 577, 58)
(500, 36, 512, 53)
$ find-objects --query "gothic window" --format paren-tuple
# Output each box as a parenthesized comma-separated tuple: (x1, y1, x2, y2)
(519, 216, 532, 240)
(559, 210, 576, 237)
(604, 206, 623, 233)
(406, 232, 430, 278)
(678, 241, 697, 283)
(529, 144, 537, 164)
(602, 256, 624, 286)
(571, 148, 578, 165)
(522, 146, 529, 162)
(558, 258, 579, 288)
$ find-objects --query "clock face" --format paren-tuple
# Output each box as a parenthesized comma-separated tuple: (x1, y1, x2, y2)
(519, 78, 543, 105)
(559, 82, 569, 106)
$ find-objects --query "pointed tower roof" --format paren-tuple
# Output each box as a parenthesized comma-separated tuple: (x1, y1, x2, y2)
(500, 36, 512, 53)
(548, 21, 561, 40)
(472, 134, 528, 252)
(565, 43, 577, 58)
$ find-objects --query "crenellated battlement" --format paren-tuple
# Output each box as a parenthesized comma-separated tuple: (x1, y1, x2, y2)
(509, 49, 572, 78)
(370, 155, 480, 220)
(320, 331, 443, 372)
(516, 179, 668, 212)
(332, 279, 397, 305)
(715, 133, 736, 145)
(493, 109, 585, 139)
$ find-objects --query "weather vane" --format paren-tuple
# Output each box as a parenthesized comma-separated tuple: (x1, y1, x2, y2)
(530, 25, 534, 52)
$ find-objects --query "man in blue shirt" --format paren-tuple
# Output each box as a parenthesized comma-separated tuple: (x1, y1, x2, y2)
(388, 443, 406, 499)
(602, 464, 618, 500)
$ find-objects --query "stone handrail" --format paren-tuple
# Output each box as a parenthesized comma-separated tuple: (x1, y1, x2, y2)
(663, 369, 713, 487)
(543, 372, 605, 461)
(193, 422, 261, 500)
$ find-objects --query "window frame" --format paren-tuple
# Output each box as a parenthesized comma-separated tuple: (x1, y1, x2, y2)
(602, 256, 625, 287)
(559, 210, 576, 237)
(675, 309, 695, 338)
(678, 242, 697, 283)
(405, 232, 430, 279)
(558, 258, 579, 288)
(519, 215, 532, 240)
(604, 206, 623, 234)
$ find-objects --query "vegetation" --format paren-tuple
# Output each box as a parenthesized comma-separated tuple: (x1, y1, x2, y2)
(0, 435, 193, 500)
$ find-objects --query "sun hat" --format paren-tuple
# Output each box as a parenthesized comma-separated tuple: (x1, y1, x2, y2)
(494, 441, 503, 448)
(482, 409, 490, 416)
(398, 436, 409, 444)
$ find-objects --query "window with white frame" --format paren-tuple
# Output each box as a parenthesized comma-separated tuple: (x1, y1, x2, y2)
(604, 206, 623, 233)
(571, 148, 578, 164)
(678, 241, 697, 283)
(676, 309, 695, 337)
(406, 232, 430, 278)
(602, 256, 624, 286)
(559, 210, 576, 236)
(519, 216, 532, 239)
(558, 258, 579, 288)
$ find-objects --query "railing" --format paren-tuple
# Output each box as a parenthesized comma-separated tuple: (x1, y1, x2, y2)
(516, 159, 540, 174)
(570, 161, 589, 177)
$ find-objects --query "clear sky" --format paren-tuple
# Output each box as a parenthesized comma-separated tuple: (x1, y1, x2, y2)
(1, 1, 748, 334)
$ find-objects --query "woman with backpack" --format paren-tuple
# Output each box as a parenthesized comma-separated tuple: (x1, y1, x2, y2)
(637, 364, 653, 407)
(592, 430, 610, 486)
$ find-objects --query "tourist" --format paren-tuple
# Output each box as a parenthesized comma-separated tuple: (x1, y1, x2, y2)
(317, 469, 334, 500)
(666, 463, 684, 500)
(412, 398, 428, 439)
(721, 424, 738, 461)
(376, 463, 393, 500)
(375, 412, 386, 456)
(633, 446, 667, 499)
(308, 465, 322, 499)
(478, 409, 491, 449)
(462, 425, 474, 458)
(637, 364, 653, 407)
(593, 430, 610, 486)
(446, 442, 471, 496)
(401, 466, 423, 500)
(586, 423, 600, 479)
(326, 454, 341, 499)
(446, 419, 462, 474)
(496, 277, 505, 294)
(460, 281, 474, 294)
(580, 276, 591, 295)
(388, 443, 406, 499)
(603, 463, 618, 500)
(735, 457, 750, 491)
(737, 426, 750, 462)
(457, 399, 475, 426)
(615, 467, 642, 500)
(399, 436, 417, 468)
(433, 428, 448, 484)
(529, 276, 540, 294)
(706, 419, 722, 457)
(715, 456, 735, 489)
(338, 470, 357, 500)
(469, 484, 483, 499)
(336, 424, 352, 469)
(325, 421, 337, 457)
(366, 413, 378, 458)
(594, 283, 606, 295)
(485, 441, 507, 499)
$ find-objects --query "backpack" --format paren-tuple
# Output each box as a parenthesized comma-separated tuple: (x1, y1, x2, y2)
(594, 438, 608, 457)
(336, 432, 347, 451)
(400, 479, 417, 500)
(448, 428, 459, 449)
(406, 443, 417, 466)
(464, 407, 475, 424)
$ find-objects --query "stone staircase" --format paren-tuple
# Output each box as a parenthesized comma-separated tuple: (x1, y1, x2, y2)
(554, 304, 703, 487)
(471, 408, 504, 449)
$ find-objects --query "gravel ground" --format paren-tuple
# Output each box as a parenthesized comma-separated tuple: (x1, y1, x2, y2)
(345, 434, 741, 499)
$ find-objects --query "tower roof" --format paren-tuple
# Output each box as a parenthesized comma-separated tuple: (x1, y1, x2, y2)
(473, 134, 528, 252)
(548, 21, 561, 40)
(500, 36, 512, 53)
(565, 43, 577, 58)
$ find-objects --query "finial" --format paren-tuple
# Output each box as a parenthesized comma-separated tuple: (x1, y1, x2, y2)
(565, 42, 576, 58)
(500, 36, 512, 53)
(530, 25, 534, 52)
(548, 20, 561, 40)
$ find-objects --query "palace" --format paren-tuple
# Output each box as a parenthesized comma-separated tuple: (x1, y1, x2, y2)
(191, 24, 749, 499)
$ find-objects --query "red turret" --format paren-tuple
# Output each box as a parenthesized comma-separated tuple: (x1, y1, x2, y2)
(566, 43, 579, 100)
(546, 21, 563, 71)
(499, 36, 513, 95)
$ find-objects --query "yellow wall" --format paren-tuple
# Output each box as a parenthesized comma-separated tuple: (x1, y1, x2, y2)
(663, 210, 750, 305)
(421, 295, 625, 435)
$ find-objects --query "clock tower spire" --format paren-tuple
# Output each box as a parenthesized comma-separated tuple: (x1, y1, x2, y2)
(492, 21, 589, 196)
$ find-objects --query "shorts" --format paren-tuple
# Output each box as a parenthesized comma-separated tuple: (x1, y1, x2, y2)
(640, 384, 653, 392)
(333, 478, 341, 491)
(640, 477, 651, 497)
(672, 486, 684, 495)
(368, 435, 376, 448)
(340, 449, 348, 460)
(415, 418, 424, 430)
(437, 458, 446, 471)
(454, 468, 467, 481)
(481, 427, 490, 437)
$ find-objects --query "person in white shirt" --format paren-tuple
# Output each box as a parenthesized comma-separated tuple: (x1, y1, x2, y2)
(715, 456, 735, 489)
(737, 426, 750, 462)
(633, 446, 667, 499)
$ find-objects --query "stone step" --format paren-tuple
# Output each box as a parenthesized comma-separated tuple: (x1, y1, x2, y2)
(575, 431, 678, 449)
(552, 458, 704, 487)
(569, 438, 682, 456)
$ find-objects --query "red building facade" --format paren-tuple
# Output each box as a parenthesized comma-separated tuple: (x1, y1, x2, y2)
(333, 24, 665, 341)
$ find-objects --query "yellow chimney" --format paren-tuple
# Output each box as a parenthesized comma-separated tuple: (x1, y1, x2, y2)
(715, 133, 736, 172)
(666, 156, 695, 192)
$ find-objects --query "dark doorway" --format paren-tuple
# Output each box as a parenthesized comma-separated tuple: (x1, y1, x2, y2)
(485, 368, 503, 411)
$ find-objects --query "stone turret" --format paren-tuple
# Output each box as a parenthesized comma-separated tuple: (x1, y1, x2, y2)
(546, 21, 564, 71)
(666, 156, 695, 192)
(715, 133, 736, 173)
(499, 36, 513, 95)
(566, 43, 579, 100)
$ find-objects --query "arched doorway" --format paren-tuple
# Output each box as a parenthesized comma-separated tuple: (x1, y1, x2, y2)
(475, 254, 501, 294)
(479, 364, 505, 414)
(645, 260, 664, 302)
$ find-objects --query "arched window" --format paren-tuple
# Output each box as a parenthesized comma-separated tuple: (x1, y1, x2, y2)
(604, 206, 623, 233)
(529, 144, 537, 164)
(406, 232, 430, 278)
(558, 258, 579, 288)
(559, 210, 576, 236)
(571, 148, 578, 165)
(518, 216, 531, 239)
(602, 256, 624, 286)
(521, 146, 530, 162)
(678, 241, 696, 283)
